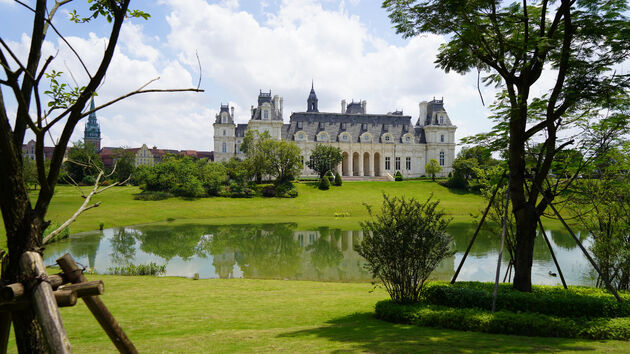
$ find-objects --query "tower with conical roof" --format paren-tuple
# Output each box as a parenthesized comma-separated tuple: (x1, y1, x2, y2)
(307, 81, 319, 112)
(84, 98, 101, 150)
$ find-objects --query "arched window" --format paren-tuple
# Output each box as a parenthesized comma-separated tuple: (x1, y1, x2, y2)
(222, 142, 227, 153)
(440, 134, 444, 142)
(439, 151, 445, 166)
(318, 132, 328, 142)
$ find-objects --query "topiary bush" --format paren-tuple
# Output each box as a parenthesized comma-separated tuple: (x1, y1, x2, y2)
(356, 195, 454, 304)
(394, 171, 403, 181)
(421, 281, 630, 319)
(275, 181, 298, 198)
(318, 176, 330, 190)
(334, 172, 342, 186)
(375, 300, 630, 340)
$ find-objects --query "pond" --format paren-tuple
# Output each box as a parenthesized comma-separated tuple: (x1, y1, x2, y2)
(43, 222, 596, 286)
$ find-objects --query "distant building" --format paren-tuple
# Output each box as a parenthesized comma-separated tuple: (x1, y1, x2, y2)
(100, 144, 213, 168)
(84, 98, 101, 150)
(213, 85, 456, 177)
(22, 139, 67, 161)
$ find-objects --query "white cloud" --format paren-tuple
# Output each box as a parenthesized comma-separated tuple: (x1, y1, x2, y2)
(165, 0, 481, 127)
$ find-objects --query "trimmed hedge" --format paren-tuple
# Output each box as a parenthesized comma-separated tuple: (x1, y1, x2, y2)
(375, 300, 630, 340)
(422, 281, 630, 319)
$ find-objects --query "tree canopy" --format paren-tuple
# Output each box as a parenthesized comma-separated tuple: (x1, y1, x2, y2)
(306, 144, 343, 178)
(384, 0, 630, 292)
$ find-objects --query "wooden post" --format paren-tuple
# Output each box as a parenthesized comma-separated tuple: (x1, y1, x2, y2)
(20, 251, 72, 353)
(451, 172, 506, 284)
(0, 312, 9, 354)
(537, 219, 568, 289)
(57, 254, 138, 354)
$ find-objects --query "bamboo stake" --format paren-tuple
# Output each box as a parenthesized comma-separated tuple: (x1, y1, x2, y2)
(452, 171, 506, 284)
(57, 254, 138, 354)
(537, 219, 568, 289)
(492, 177, 510, 313)
(531, 182, 622, 302)
(20, 251, 72, 353)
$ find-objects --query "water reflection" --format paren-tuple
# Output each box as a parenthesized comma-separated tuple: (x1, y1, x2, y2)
(43, 222, 596, 286)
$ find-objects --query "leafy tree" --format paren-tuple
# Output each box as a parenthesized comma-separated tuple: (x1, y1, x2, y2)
(356, 195, 454, 304)
(425, 159, 442, 181)
(0, 1, 202, 350)
(384, 0, 630, 291)
(111, 148, 136, 183)
(198, 160, 228, 196)
(267, 140, 303, 184)
(307, 144, 343, 178)
(241, 130, 273, 183)
(65, 140, 104, 184)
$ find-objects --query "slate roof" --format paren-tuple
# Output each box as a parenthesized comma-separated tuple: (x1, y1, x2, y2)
(284, 112, 425, 143)
(419, 99, 454, 126)
(214, 104, 234, 124)
(235, 124, 248, 137)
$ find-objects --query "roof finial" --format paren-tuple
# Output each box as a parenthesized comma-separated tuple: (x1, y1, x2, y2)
(311, 79, 314, 90)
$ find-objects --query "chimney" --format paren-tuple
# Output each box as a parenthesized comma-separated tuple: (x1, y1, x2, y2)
(341, 99, 346, 113)
(279, 97, 283, 118)
(230, 106, 234, 120)
(418, 101, 428, 125)
(361, 100, 367, 114)
(273, 95, 279, 114)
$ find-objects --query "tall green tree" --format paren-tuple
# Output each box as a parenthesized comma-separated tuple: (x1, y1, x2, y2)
(425, 158, 442, 181)
(241, 130, 273, 183)
(267, 140, 303, 184)
(64, 140, 104, 184)
(306, 144, 343, 178)
(0, 2, 199, 350)
(384, 0, 630, 291)
(111, 148, 136, 183)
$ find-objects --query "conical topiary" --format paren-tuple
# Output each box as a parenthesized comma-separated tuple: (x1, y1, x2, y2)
(319, 176, 330, 190)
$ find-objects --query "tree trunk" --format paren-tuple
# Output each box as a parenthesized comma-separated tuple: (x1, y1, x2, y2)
(511, 203, 538, 292)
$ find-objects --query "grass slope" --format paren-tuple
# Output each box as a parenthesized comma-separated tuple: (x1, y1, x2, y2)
(2, 180, 485, 247)
(6, 276, 630, 353)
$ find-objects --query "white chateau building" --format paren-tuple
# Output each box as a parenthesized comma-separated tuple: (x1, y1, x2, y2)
(213, 86, 456, 178)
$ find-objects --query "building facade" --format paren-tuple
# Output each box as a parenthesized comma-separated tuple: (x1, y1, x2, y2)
(213, 86, 456, 178)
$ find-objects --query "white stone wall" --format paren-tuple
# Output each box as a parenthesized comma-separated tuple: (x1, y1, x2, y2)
(213, 123, 236, 162)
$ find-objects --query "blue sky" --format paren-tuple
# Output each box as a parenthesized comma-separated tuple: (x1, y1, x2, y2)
(1, 0, 496, 151)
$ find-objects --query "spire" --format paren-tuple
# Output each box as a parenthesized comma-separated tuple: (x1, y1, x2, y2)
(307, 81, 319, 112)
(84, 97, 101, 150)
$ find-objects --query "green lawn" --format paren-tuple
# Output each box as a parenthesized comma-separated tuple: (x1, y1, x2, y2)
(6, 276, 630, 353)
(1, 180, 487, 247)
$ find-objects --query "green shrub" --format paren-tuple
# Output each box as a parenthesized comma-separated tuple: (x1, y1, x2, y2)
(43, 222, 70, 243)
(275, 181, 298, 198)
(421, 281, 630, 319)
(356, 195, 453, 304)
(81, 175, 96, 186)
(375, 300, 630, 340)
(334, 172, 342, 186)
(98, 221, 105, 231)
(107, 262, 167, 276)
(133, 191, 173, 201)
(259, 184, 277, 197)
(319, 176, 330, 190)
(394, 171, 403, 181)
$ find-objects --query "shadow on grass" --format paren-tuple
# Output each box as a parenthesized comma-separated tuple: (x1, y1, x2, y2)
(278, 312, 601, 353)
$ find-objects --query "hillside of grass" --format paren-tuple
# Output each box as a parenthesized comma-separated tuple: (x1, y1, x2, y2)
(1, 180, 487, 247)
(6, 277, 630, 353)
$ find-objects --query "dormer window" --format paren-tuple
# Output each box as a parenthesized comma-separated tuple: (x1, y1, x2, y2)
(362, 134, 371, 143)
(341, 122, 346, 130)
(406, 136, 411, 143)
(297, 133, 304, 140)
(384, 135, 390, 142)
(318, 132, 329, 142)
(263, 110, 269, 120)
(221, 115, 227, 124)
(297, 121, 303, 129)
(440, 115, 444, 125)
(362, 123, 367, 130)
(319, 122, 324, 129)
(383, 124, 388, 131)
